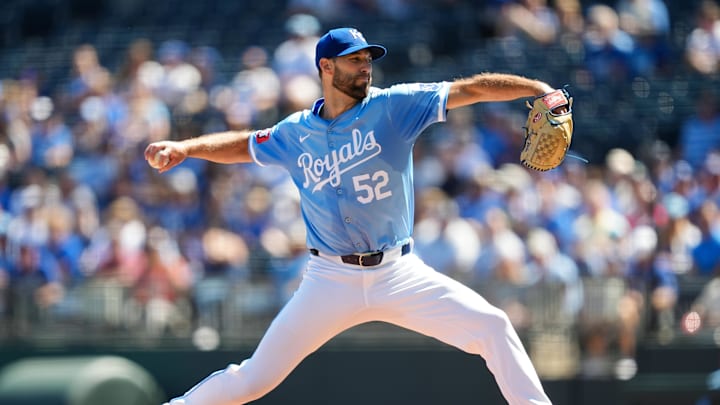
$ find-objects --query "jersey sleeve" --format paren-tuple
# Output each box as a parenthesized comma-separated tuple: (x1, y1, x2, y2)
(385, 82, 451, 143)
(248, 123, 291, 168)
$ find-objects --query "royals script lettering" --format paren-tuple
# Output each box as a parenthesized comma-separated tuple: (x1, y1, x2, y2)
(298, 128, 382, 192)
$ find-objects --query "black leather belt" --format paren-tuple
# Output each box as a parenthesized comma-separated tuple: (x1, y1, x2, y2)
(309, 243, 411, 267)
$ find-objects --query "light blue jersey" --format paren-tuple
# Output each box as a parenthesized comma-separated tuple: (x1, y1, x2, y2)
(249, 82, 450, 255)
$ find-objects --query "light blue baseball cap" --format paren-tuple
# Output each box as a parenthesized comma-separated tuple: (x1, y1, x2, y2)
(315, 28, 387, 69)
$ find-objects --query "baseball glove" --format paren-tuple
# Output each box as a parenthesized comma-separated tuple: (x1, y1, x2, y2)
(520, 88, 573, 171)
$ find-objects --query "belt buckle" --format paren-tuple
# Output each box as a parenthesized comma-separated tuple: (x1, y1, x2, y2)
(359, 252, 383, 267)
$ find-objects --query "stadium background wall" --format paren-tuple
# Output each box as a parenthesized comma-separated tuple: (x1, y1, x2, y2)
(0, 344, 719, 405)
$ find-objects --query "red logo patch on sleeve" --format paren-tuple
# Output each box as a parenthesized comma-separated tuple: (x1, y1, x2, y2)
(255, 129, 271, 144)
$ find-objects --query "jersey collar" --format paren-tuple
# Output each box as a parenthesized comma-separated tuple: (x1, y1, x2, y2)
(311, 98, 325, 116)
(310, 89, 376, 119)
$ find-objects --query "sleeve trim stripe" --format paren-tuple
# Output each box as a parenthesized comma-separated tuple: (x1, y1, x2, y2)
(438, 82, 450, 122)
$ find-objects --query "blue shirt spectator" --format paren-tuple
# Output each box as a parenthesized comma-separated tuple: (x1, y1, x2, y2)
(692, 200, 720, 276)
(679, 91, 720, 171)
(583, 4, 638, 82)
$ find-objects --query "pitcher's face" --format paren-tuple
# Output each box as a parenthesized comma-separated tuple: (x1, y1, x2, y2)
(331, 50, 373, 100)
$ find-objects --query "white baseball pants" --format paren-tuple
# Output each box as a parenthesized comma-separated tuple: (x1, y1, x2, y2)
(166, 253, 551, 405)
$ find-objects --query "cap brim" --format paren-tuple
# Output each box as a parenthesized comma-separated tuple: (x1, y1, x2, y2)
(337, 44, 387, 61)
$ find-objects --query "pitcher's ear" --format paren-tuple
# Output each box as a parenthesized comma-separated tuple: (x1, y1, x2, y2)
(319, 58, 333, 73)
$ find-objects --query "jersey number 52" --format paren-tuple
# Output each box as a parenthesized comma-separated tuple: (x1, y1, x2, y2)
(352, 170, 392, 204)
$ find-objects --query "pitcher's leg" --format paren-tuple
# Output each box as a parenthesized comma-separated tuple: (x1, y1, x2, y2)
(167, 261, 368, 405)
(377, 255, 551, 405)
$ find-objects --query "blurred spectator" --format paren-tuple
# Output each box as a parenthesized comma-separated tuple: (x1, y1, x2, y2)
(66, 65, 125, 206)
(170, 45, 222, 125)
(702, 151, 720, 205)
(228, 46, 282, 130)
(45, 203, 86, 286)
(273, 14, 322, 113)
(476, 104, 526, 167)
(646, 139, 676, 194)
(281, 73, 322, 113)
(656, 192, 700, 275)
(373, 0, 416, 20)
(603, 148, 640, 215)
(523, 226, 583, 379)
(261, 219, 307, 308)
(286, 0, 344, 22)
(415, 107, 493, 196)
(531, 174, 582, 252)
(75, 196, 149, 328)
(115, 38, 154, 93)
(616, 0, 670, 36)
(413, 138, 449, 192)
(0, 209, 10, 324)
(615, 0, 672, 75)
(29, 99, 74, 170)
(669, 160, 706, 212)
(572, 179, 631, 277)
(273, 14, 320, 86)
(678, 90, 720, 171)
(72, 67, 127, 154)
(139, 166, 206, 235)
(555, 0, 585, 38)
(5, 238, 64, 334)
(691, 200, 720, 276)
(499, 0, 560, 45)
(150, 40, 202, 110)
(115, 81, 171, 148)
(81, 196, 148, 284)
(215, 182, 273, 252)
(64, 178, 101, 243)
(414, 187, 481, 282)
(582, 4, 638, 83)
(525, 227, 584, 318)
(447, 106, 494, 179)
(2, 79, 40, 170)
(68, 136, 120, 208)
(691, 270, 720, 329)
(7, 183, 49, 249)
(617, 225, 678, 365)
(624, 170, 665, 229)
(496, 163, 540, 226)
(64, 44, 108, 110)
(193, 226, 250, 331)
(473, 207, 531, 329)
(190, 45, 225, 92)
(685, 0, 720, 75)
(128, 226, 193, 336)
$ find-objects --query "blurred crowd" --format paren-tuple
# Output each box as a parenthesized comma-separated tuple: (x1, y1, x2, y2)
(1, 0, 720, 380)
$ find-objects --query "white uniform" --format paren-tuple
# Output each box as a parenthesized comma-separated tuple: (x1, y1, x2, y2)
(168, 253, 550, 405)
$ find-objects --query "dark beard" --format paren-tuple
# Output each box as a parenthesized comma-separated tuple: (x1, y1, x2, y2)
(332, 68, 370, 100)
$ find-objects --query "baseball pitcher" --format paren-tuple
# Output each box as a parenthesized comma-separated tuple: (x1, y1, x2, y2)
(146, 27, 565, 405)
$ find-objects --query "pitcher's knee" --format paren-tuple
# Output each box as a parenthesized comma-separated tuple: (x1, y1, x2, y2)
(469, 305, 513, 332)
(455, 307, 516, 354)
(487, 306, 514, 331)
